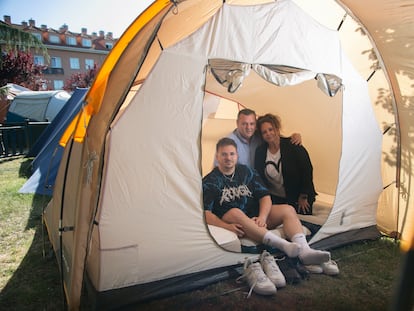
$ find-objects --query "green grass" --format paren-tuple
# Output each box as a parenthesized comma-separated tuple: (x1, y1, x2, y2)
(135, 239, 402, 311)
(0, 157, 62, 311)
(0, 157, 406, 311)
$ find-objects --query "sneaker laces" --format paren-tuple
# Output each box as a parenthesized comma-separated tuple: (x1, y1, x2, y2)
(236, 262, 269, 298)
(262, 255, 279, 271)
(262, 252, 285, 272)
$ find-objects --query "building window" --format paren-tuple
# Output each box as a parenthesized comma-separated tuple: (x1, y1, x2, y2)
(32, 33, 42, 41)
(34, 55, 45, 65)
(53, 80, 64, 90)
(85, 59, 94, 70)
(70, 58, 80, 69)
(82, 38, 92, 47)
(105, 42, 113, 49)
(66, 36, 76, 46)
(49, 34, 60, 44)
(51, 57, 62, 68)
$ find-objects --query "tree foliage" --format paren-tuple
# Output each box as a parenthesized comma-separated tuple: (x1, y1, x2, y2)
(0, 23, 47, 56)
(63, 63, 98, 91)
(0, 50, 48, 90)
(0, 22, 49, 91)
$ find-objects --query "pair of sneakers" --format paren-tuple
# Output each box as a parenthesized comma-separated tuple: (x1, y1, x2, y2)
(238, 251, 286, 297)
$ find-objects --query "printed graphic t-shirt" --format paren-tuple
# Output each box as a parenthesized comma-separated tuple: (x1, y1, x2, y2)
(202, 164, 269, 218)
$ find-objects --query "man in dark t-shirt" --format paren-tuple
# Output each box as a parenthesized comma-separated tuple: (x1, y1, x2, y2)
(203, 163, 268, 219)
(202, 137, 330, 265)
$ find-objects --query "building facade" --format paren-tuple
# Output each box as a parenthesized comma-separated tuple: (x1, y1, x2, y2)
(2, 15, 116, 90)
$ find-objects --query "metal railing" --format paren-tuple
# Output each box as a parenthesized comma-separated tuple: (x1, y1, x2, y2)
(0, 121, 50, 158)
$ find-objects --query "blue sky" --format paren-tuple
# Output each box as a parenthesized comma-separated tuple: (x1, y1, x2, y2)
(0, 0, 154, 38)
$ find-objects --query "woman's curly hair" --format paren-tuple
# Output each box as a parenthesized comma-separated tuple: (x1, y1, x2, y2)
(256, 113, 282, 132)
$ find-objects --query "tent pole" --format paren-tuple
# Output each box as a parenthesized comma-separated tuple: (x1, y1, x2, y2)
(366, 70, 376, 82)
(337, 13, 347, 31)
(57, 136, 75, 310)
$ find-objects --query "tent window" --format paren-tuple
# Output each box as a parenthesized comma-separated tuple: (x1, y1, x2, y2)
(209, 59, 251, 93)
(208, 59, 342, 97)
(315, 73, 342, 97)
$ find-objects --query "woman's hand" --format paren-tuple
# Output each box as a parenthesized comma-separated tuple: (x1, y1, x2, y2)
(298, 195, 310, 214)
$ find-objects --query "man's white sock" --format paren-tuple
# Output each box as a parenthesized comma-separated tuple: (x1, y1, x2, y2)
(263, 231, 300, 258)
(291, 233, 331, 265)
(291, 233, 310, 250)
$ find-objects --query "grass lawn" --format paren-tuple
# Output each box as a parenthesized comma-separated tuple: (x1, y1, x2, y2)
(0, 157, 406, 310)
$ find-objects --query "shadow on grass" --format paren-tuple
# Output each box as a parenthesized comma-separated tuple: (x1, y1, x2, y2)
(0, 221, 64, 311)
(17, 158, 32, 180)
(0, 159, 64, 310)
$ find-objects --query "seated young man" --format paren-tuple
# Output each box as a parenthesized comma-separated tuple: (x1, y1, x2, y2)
(202, 137, 330, 265)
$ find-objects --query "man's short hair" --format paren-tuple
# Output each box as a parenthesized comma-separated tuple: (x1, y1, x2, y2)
(216, 137, 237, 152)
(237, 108, 256, 120)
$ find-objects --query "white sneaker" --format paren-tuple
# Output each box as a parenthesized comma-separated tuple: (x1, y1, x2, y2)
(305, 264, 324, 274)
(305, 260, 339, 275)
(321, 260, 339, 275)
(260, 251, 286, 288)
(238, 258, 277, 297)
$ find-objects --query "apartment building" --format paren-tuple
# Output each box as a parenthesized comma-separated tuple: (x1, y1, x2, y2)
(2, 15, 116, 90)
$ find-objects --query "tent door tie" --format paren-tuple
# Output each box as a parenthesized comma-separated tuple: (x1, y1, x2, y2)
(340, 212, 345, 225)
(59, 226, 75, 232)
(58, 220, 75, 236)
(84, 151, 98, 185)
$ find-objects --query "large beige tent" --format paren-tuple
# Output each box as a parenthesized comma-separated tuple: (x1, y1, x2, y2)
(43, 0, 414, 309)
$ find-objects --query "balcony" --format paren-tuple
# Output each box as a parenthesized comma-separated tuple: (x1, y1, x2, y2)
(42, 67, 64, 75)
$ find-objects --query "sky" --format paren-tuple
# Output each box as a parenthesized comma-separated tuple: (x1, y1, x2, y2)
(0, 0, 154, 38)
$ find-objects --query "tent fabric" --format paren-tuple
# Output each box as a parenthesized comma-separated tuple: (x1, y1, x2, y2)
(338, 0, 414, 251)
(43, 0, 414, 309)
(19, 88, 88, 195)
(85, 264, 242, 309)
(59, 0, 172, 146)
(0, 84, 30, 123)
(26, 88, 88, 158)
(6, 90, 71, 122)
(1, 83, 30, 100)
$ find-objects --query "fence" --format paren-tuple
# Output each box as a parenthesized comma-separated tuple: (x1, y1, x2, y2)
(0, 121, 50, 158)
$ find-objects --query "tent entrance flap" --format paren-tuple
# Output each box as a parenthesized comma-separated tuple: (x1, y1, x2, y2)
(208, 59, 343, 97)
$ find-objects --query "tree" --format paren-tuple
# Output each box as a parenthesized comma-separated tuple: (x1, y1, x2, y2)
(0, 23, 47, 55)
(0, 50, 48, 90)
(63, 63, 98, 91)
(0, 22, 49, 91)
